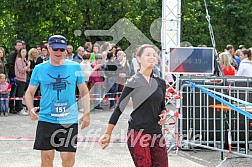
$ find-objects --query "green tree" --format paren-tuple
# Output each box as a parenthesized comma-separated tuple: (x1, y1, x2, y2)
(1, 0, 252, 54)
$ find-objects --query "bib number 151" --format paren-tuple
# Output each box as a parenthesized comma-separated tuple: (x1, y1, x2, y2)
(51, 102, 70, 117)
(56, 107, 66, 113)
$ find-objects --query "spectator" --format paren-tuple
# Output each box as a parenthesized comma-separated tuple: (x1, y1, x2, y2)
(73, 46, 84, 64)
(103, 52, 119, 109)
(28, 48, 40, 109)
(239, 45, 246, 50)
(73, 46, 85, 111)
(15, 48, 30, 115)
(101, 51, 108, 64)
(131, 50, 140, 75)
(66, 44, 74, 60)
(84, 42, 93, 53)
(28, 48, 39, 79)
(91, 43, 101, 63)
(219, 52, 235, 76)
(89, 54, 104, 110)
(22, 40, 26, 49)
(80, 53, 92, 88)
(225, 45, 238, 69)
(109, 45, 118, 58)
(37, 45, 49, 64)
(100, 42, 111, 53)
(240, 49, 249, 61)
(93, 43, 101, 54)
(100, 51, 108, 107)
(36, 45, 42, 55)
(8, 40, 23, 114)
(0, 47, 8, 76)
(115, 51, 131, 93)
(235, 49, 242, 69)
(85, 42, 95, 63)
(0, 73, 11, 116)
(236, 49, 252, 77)
(131, 57, 139, 74)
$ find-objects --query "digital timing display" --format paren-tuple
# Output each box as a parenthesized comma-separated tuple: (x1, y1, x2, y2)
(168, 47, 214, 74)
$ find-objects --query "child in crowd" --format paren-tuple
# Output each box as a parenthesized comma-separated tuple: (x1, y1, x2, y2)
(0, 74, 11, 116)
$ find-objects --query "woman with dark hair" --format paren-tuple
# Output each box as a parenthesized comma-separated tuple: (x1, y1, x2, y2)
(37, 45, 49, 64)
(15, 48, 30, 115)
(89, 54, 104, 110)
(103, 52, 119, 109)
(99, 44, 168, 167)
(236, 49, 252, 77)
(0, 47, 8, 76)
(80, 53, 92, 88)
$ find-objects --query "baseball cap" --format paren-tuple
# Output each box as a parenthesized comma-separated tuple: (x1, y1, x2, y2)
(48, 35, 67, 50)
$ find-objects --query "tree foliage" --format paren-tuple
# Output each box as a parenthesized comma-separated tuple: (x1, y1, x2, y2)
(182, 0, 252, 51)
(0, 0, 251, 54)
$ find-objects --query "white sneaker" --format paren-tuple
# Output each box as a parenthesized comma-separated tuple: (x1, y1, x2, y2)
(18, 109, 29, 116)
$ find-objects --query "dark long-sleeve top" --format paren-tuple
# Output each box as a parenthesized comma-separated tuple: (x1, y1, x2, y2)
(0, 60, 8, 76)
(36, 55, 49, 65)
(8, 50, 18, 77)
(103, 60, 119, 78)
(109, 72, 166, 134)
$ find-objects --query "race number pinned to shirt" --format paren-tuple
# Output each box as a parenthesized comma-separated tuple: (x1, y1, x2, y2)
(51, 101, 70, 117)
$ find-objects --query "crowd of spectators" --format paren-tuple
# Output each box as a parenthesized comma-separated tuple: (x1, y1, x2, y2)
(0, 40, 150, 116)
(218, 44, 252, 77)
(1, 39, 251, 117)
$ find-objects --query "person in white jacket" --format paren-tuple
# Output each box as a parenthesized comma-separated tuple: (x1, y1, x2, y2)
(236, 49, 252, 77)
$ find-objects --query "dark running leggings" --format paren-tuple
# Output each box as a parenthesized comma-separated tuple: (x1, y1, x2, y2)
(127, 130, 168, 167)
(15, 80, 26, 112)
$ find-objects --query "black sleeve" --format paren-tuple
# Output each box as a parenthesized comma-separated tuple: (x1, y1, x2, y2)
(8, 52, 16, 77)
(109, 86, 134, 125)
(160, 79, 167, 111)
(36, 57, 43, 65)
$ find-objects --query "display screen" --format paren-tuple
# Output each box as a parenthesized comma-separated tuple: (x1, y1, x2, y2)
(168, 47, 214, 74)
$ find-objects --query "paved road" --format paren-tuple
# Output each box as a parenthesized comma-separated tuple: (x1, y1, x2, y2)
(0, 104, 251, 166)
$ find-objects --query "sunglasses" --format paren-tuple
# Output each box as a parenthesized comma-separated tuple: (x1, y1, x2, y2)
(52, 48, 65, 52)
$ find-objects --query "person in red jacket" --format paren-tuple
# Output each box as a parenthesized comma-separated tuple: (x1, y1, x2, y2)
(219, 52, 235, 76)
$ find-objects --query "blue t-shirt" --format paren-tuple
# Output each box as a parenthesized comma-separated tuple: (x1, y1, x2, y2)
(30, 60, 84, 124)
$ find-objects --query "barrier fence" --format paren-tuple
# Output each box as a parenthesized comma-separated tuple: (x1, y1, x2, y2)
(0, 97, 120, 101)
(0, 92, 122, 101)
(181, 83, 252, 152)
(2, 87, 176, 102)
(164, 76, 252, 165)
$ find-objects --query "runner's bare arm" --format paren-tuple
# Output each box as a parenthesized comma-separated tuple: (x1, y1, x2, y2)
(78, 82, 90, 129)
(25, 85, 39, 120)
(99, 124, 115, 149)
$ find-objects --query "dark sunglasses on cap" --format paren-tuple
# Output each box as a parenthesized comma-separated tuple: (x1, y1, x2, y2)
(52, 48, 65, 52)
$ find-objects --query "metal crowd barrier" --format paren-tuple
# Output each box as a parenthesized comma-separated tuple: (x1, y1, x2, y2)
(178, 77, 252, 161)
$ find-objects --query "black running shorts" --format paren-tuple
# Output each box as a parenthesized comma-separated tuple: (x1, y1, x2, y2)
(34, 121, 78, 152)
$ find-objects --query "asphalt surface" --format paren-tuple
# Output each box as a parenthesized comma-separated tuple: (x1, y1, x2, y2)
(0, 103, 251, 167)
